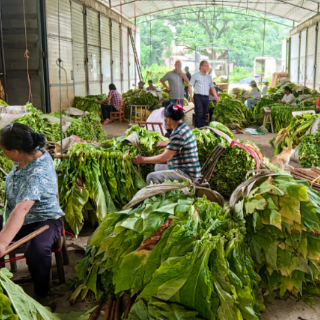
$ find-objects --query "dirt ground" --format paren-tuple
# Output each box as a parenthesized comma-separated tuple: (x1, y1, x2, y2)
(8, 105, 319, 319)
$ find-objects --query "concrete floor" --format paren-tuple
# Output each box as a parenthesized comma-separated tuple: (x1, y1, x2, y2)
(8, 107, 316, 319)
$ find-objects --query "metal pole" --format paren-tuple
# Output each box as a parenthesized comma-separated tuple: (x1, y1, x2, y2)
(110, 18, 113, 83)
(149, 17, 152, 68)
(84, 6, 89, 94)
(304, 28, 308, 86)
(314, 23, 318, 90)
(298, 32, 301, 85)
(99, 12, 103, 94)
(0, 0, 7, 102)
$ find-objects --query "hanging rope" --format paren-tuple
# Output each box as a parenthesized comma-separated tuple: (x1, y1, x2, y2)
(22, 0, 33, 103)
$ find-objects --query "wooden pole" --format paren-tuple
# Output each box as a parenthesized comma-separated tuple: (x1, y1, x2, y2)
(0, 225, 49, 258)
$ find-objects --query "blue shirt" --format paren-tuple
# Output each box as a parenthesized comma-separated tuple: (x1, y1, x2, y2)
(189, 71, 215, 96)
(167, 122, 201, 180)
(5, 149, 64, 225)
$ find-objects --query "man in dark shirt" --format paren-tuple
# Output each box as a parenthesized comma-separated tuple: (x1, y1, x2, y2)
(184, 67, 192, 100)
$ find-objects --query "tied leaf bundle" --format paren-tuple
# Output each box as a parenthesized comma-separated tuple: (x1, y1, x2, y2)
(0, 148, 13, 204)
(234, 175, 320, 306)
(124, 89, 160, 110)
(299, 133, 320, 168)
(13, 104, 61, 142)
(58, 142, 146, 236)
(192, 128, 229, 166)
(271, 113, 320, 155)
(271, 105, 316, 133)
(73, 96, 102, 120)
(66, 113, 107, 142)
(214, 99, 254, 128)
(72, 190, 262, 320)
(126, 125, 168, 179)
(210, 145, 257, 196)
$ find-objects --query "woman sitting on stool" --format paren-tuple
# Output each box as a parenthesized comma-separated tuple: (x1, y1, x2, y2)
(97, 84, 122, 125)
(0, 124, 65, 299)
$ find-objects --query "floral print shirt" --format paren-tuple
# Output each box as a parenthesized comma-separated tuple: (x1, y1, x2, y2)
(5, 149, 64, 225)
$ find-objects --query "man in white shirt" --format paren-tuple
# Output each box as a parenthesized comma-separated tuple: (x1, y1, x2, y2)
(244, 81, 261, 109)
(280, 86, 296, 105)
(262, 82, 269, 97)
(188, 60, 219, 128)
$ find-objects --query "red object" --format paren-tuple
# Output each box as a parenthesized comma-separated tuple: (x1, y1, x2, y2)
(0, 255, 25, 268)
(230, 141, 261, 170)
(317, 96, 320, 107)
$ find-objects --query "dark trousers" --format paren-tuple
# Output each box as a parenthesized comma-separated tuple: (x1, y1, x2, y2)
(194, 94, 209, 128)
(101, 104, 117, 120)
(208, 107, 214, 123)
(184, 87, 189, 100)
(0, 217, 62, 297)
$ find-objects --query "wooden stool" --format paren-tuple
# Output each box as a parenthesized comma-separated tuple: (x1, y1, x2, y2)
(110, 101, 125, 123)
(129, 105, 148, 126)
(0, 229, 69, 284)
(263, 107, 274, 133)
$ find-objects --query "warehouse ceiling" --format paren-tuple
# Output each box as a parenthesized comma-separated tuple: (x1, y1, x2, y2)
(100, 0, 320, 23)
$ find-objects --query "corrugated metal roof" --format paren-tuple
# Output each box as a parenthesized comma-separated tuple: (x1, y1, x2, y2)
(97, 0, 320, 23)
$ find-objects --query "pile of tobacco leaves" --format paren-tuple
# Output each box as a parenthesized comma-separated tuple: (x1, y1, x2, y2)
(213, 99, 254, 128)
(126, 125, 168, 180)
(192, 122, 258, 197)
(270, 105, 316, 133)
(233, 174, 320, 308)
(0, 268, 95, 319)
(58, 142, 146, 236)
(73, 95, 105, 120)
(299, 132, 320, 168)
(72, 188, 263, 320)
(13, 103, 61, 142)
(270, 113, 320, 155)
(66, 113, 107, 142)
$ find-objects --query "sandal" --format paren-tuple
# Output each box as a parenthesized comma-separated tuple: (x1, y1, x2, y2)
(103, 119, 110, 125)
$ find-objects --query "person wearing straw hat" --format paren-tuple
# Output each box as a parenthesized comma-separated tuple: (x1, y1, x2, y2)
(0, 124, 64, 299)
(133, 103, 201, 184)
(244, 80, 261, 109)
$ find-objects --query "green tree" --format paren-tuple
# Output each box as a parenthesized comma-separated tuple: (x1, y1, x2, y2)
(138, 7, 291, 69)
(139, 18, 174, 67)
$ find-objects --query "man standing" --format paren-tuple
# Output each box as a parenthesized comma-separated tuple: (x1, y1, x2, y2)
(188, 60, 219, 128)
(184, 66, 192, 100)
(160, 60, 189, 106)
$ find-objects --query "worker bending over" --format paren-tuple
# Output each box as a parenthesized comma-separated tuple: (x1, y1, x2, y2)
(133, 103, 201, 184)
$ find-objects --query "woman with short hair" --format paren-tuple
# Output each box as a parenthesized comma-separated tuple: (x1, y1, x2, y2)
(133, 103, 201, 184)
(97, 83, 122, 125)
(0, 123, 64, 298)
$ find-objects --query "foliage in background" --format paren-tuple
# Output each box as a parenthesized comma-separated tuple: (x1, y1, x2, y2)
(138, 7, 291, 69)
(229, 67, 253, 83)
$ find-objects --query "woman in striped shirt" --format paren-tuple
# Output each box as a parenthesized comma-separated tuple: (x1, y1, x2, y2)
(133, 103, 201, 184)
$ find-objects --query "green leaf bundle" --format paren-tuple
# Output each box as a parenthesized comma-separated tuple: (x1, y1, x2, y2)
(214, 99, 254, 128)
(299, 133, 320, 168)
(234, 175, 320, 306)
(73, 96, 102, 120)
(72, 190, 262, 320)
(66, 113, 107, 142)
(58, 142, 146, 236)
